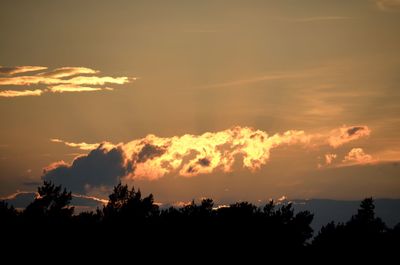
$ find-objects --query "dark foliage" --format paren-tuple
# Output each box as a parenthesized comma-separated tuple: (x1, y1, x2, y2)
(1, 182, 399, 258)
(23, 181, 74, 222)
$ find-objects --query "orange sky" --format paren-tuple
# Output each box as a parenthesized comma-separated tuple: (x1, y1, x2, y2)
(1, 0, 400, 203)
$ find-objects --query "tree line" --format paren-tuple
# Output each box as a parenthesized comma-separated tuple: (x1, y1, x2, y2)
(1, 181, 399, 257)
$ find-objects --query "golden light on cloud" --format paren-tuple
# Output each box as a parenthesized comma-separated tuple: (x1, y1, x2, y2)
(0, 89, 43, 97)
(62, 76, 129, 86)
(325, 153, 337, 165)
(39, 67, 98, 78)
(49, 125, 371, 181)
(0, 65, 48, 75)
(50, 139, 100, 150)
(328, 126, 371, 148)
(48, 85, 113, 93)
(342, 148, 375, 165)
(0, 65, 133, 98)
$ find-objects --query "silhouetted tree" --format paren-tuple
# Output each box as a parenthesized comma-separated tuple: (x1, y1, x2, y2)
(312, 197, 389, 254)
(2, 180, 399, 256)
(0, 200, 18, 224)
(347, 197, 386, 234)
(199, 198, 214, 216)
(102, 182, 159, 222)
(23, 181, 73, 221)
(263, 199, 275, 216)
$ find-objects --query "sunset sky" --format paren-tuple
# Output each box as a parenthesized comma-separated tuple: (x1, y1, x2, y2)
(1, 0, 400, 204)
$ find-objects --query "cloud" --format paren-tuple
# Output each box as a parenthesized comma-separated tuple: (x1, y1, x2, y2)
(72, 193, 108, 205)
(1, 191, 38, 208)
(60, 76, 129, 86)
(50, 138, 100, 150)
(0, 75, 61, 86)
(44, 125, 370, 193)
(2, 191, 107, 211)
(0, 65, 134, 98)
(375, 0, 400, 11)
(48, 85, 113, 93)
(325, 153, 337, 165)
(342, 148, 375, 165)
(200, 72, 314, 89)
(43, 145, 128, 194)
(39, 67, 98, 78)
(0, 66, 47, 75)
(328, 125, 371, 148)
(0, 74, 129, 86)
(0, 89, 43, 97)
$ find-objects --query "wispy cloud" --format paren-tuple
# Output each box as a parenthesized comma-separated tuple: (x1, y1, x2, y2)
(72, 193, 108, 204)
(201, 72, 313, 89)
(39, 67, 98, 78)
(48, 85, 113, 93)
(0, 73, 129, 86)
(0, 66, 47, 75)
(0, 65, 135, 98)
(0, 89, 43, 97)
(50, 138, 100, 150)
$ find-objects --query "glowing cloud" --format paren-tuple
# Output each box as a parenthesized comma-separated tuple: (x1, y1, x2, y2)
(325, 153, 337, 165)
(342, 148, 375, 165)
(0, 65, 134, 98)
(0, 74, 129, 86)
(50, 138, 101, 150)
(0, 66, 47, 75)
(45, 125, 371, 193)
(328, 125, 371, 148)
(48, 85, 113, 93)
(0, 89, 43, 97)
(62, 76, 129, 86)
(39, 67, 98, 78)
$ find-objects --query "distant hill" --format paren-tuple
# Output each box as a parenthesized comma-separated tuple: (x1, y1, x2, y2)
(292, 198, 400, 231)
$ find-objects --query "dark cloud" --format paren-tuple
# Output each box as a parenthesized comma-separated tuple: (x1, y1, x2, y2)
(137, 144, 166, 163)
(186, 166, 196, 174)
(347, 126, 364, 136)
(43, 145, 129, 194)
(3, 192, 36, 209)
(198, 158, 211, 167)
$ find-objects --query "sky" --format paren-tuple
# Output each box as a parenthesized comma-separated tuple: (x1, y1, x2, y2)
(1, 0, 400, 205)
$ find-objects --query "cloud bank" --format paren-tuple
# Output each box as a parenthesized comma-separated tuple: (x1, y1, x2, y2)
(44, 125, 370, 194)
(0, 66, 134, 97)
